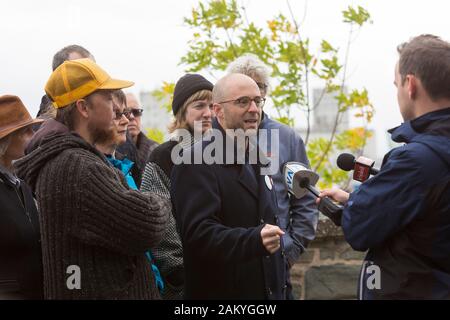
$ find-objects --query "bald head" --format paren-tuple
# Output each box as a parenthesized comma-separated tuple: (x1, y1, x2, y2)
(125, 92, 139, 107)
(213, 73, 262, 131)
(213, 73, 260, 103)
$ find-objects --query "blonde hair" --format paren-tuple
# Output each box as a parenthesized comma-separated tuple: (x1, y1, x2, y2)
(168, 89, 212, 133)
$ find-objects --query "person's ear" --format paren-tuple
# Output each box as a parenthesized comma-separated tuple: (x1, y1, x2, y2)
(75, 99, 90, 119)
(406, 75, 417, 100)
(213, 103, 223, 119)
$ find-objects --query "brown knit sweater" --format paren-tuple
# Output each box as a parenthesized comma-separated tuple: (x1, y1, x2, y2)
(15, 132, 170, 299)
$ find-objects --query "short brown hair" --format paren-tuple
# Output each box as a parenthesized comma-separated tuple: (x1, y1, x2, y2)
(112, 89, 127, 108)
(168, 89, 212, 133)
(52, 45, 94, 71)
(55, 102, 77, 130)
(397, 34, 450, 101)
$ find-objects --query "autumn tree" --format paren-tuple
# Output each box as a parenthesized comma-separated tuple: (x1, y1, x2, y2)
(153, 0, 374, 188)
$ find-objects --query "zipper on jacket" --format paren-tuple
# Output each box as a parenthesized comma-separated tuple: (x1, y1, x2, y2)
(13, 181, 35, 233)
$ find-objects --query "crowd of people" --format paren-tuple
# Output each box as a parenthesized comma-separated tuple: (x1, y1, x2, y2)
(0, 34, 449, 300)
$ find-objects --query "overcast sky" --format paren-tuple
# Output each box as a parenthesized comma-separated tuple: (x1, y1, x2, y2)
(1, 0, 449, 154)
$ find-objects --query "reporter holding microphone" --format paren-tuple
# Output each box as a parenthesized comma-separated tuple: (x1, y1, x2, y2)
(318, 35, 450, 300)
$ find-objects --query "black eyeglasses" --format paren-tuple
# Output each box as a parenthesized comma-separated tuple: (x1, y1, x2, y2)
(218, 96, 266, 109)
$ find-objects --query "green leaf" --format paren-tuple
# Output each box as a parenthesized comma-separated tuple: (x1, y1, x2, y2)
(342, 5, 372, 26)
(321, 40, 336, 53)
(145, 128, 165, 144)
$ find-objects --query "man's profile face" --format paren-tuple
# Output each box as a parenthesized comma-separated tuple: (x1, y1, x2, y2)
(85, 90, 117, 146)
(218, 77, 262, 132)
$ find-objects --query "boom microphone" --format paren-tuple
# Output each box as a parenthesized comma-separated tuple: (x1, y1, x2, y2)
(337, 153, 379, 182)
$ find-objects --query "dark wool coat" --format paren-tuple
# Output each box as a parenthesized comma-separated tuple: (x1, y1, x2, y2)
(170, 120, 288, 300)
(0, 167, 43, 299)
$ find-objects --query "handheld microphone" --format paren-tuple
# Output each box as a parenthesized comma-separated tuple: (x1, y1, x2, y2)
(283, 162, 343, 226)
(337, 153, 379, 182)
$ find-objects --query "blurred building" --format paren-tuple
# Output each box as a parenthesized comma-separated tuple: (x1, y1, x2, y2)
(312, 87, 350, 132)
(297, 88, 379, 165)
(139, 90, 171, 139)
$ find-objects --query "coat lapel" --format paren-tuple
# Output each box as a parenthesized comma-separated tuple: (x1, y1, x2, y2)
(256, 164, 278, 222)
(238, 163, 258, 199)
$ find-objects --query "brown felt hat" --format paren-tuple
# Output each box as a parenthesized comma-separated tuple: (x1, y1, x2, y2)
(0, 95, 44, 140)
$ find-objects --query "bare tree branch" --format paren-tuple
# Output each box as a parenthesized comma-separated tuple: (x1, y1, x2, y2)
(313, 23, 354, 171)
(286, 0, 312, 144)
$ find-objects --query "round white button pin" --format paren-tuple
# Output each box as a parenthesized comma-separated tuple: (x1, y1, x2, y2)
(265, 175, 273, 190)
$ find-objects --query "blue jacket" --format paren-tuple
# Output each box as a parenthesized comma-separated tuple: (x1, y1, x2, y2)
(342, 108, 450, 299)
(106, 155, 138, 190)
(259, 113, 318, 265)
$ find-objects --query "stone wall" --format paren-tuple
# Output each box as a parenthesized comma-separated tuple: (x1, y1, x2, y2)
(290, 218, 366, 300)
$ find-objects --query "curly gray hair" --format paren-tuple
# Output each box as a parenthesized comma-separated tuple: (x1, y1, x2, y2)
(226, 54, 271, 93)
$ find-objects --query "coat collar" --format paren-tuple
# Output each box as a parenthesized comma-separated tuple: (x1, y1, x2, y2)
(0, 164, 19, 187)
(388, 107, 450, 143)
(135, 131, 158, 167)
(210, 119, 277, 214)
(238, 162, 258, 199)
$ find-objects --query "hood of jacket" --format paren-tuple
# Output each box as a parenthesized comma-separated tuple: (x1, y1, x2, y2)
(16, 132, 105, 191)
(388, 107, 450, 167)
(26, 118, 69, 155)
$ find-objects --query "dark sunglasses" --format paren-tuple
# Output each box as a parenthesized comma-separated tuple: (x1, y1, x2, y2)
(114, 109, 131, 120)
(126, 108, 144, 118)
(114, 108, 144, 120)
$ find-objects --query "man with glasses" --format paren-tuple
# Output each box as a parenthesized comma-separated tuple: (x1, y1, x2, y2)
(171, 73, 288, 299)
(116, 93, 158, 188)
(227, 54, 318, 299)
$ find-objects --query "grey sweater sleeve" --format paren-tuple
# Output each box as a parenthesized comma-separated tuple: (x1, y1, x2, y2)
(73, 161, 170, 256)
(141, 162, 184, 299)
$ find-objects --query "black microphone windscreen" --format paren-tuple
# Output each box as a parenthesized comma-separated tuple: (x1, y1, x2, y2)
(337, 153, 355, 171)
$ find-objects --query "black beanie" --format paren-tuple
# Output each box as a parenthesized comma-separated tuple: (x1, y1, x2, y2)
(172, 74, 213, 116)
